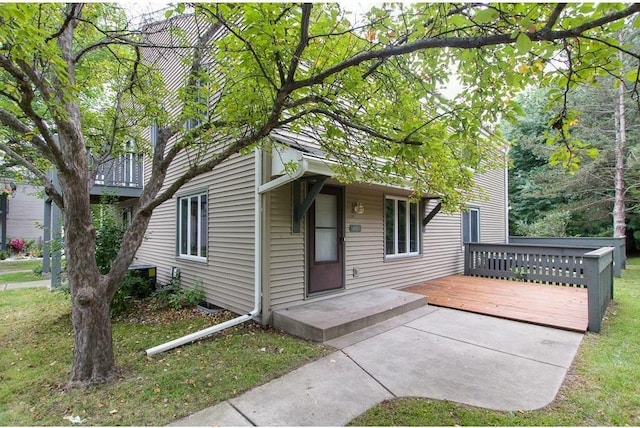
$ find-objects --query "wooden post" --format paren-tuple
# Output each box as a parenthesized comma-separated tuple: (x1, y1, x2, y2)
(0, 194, 6, 251)
(583, 253, 601, 333)
(51, 201, 62, 290)
(583, 247, 614, 333)
(464, 243, 471, 275)
(42, 200, 51, 274)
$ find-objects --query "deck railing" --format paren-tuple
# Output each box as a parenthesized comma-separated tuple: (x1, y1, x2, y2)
(509, 236, 625, 277)
(93, 153, 143, 188)
(464, 243, 614, 332)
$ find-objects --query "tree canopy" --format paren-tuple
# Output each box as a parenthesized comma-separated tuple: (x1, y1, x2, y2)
(2, 2, 640, 386)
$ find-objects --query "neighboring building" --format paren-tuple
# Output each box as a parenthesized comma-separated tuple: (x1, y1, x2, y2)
(0, 179, 43, 249)
(133, 14, 509, 325)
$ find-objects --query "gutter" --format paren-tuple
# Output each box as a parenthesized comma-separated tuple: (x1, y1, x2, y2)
(145, 148, 263, 356)
(258, 158, 309, 194)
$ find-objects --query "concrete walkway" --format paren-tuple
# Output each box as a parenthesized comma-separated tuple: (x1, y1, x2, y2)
(169, 305, 583, 426)
(1, 279, 49, 291)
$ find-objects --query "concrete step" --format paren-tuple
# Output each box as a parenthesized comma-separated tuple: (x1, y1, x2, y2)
(272, 288, 427, 342)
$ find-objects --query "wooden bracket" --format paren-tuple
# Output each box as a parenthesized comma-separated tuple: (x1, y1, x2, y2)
(293, 176, 328, 233)
(422, 200, 442, 227)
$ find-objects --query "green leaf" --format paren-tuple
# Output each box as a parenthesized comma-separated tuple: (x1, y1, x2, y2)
(164, 9, 174, 19)
(624, 69, 638, 83)
(474, 8, 498, 24)
(515, 32, 532, 54)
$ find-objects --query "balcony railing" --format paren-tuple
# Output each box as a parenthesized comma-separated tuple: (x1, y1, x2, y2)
(93, 153, 143, 188)
(89, 153, 143, 200)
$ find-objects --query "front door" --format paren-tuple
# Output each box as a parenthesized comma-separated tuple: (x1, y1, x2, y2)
(308, 186, 344, 294)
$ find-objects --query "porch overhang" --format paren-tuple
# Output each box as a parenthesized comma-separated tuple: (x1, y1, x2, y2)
(258, 146, 336, 194)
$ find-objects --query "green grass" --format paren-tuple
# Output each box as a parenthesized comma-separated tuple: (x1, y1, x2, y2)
(350, 257, 640, 426)
(0, 271, 44, 283)
(0, 289, 331, 426)
(0, 258, 42, 273)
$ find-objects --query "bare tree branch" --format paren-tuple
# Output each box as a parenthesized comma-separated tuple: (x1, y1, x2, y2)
(292, 3, 640, 92)
(286, 3, 312, 83)
(541, 3, 567, 34)
(45, 3, 81, 43)
(0, 108, 54, 159)
(0, 140, 63, 207)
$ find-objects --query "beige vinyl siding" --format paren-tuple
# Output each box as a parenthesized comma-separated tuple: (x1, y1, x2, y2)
(343, 184, 464, 292)
(135, 153, 256, 315)
(268, 183, 305, 307)
(4, 182, 43, 241)
(135, 14, 258, 314)
(268, 163, 507, 310)
(472, 167, 508, 243)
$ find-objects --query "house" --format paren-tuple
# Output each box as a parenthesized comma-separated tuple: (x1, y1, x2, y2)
(135, 143, 507, 326)
(132, 13, 508, 331)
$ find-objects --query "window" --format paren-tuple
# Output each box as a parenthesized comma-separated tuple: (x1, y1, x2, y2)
(150, 123, 158, 151)
(385, 196, 420, 257)
(462, 207, 480, 243)
(185, 66, 211, 130)
(178, 193, 207, 260)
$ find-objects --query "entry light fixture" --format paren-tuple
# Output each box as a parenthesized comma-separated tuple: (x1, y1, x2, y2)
(353, 201, 365, 215)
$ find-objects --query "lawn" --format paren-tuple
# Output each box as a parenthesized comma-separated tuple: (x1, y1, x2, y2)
(350, 257, 640, 426)
(0, 271, 44, 283)
(0, 258, 42, 273)
(0, 288, 331, 426)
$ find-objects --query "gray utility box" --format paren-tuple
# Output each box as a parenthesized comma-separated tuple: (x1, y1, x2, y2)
(128, 264, 157, 288)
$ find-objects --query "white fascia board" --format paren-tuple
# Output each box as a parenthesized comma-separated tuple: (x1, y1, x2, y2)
(258, 147, 338, 194)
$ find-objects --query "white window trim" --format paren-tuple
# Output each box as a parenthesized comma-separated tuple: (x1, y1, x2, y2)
(177, 192, 207, 262)
(384, 195, 421, 259)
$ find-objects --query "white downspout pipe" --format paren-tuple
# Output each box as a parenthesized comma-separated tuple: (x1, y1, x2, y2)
(504, 146, 510, 244)
(145, 148, 263, 356)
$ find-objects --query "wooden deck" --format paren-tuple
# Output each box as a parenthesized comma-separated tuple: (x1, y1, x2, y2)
(404, 275, 589, 332)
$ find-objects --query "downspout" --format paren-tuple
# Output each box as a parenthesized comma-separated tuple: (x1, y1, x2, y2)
(504, 146, 510, 244)
(145, 148, 264, 356)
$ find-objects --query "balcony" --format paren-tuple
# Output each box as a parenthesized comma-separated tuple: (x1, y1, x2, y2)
(90, 153, 143, 202)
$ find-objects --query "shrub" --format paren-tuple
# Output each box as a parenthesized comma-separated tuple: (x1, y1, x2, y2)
(0, 251, 7, 260)
(110, 273, 153, 316)
(25, 240, 43, 258)
(153, 275, 205, 310)
(8, 237, 26, 253)
(32, 264, 43, 276)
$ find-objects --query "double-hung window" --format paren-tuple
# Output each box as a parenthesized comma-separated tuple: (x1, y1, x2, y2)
(385, 196, 420, 257)
(186, 64, 211, 130)
(178, 193, 207, 260)
(462, 207, 480, 243)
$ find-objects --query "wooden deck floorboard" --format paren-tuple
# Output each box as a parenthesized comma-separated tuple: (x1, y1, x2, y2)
(403, 275, 588, 332)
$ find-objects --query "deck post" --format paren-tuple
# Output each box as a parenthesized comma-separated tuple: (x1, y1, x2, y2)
(463, 244, 471, 275)
(583, 247, 614, 333)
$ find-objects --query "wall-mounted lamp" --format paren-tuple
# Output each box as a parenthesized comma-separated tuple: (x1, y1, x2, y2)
(352, 201, 365, 215)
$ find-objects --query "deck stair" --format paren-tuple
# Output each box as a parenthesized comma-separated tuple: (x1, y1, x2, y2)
(272, 288, 427, 342)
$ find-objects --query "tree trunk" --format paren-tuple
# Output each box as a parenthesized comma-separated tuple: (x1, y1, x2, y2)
(57, 153, 119, 387)
(68, 278, 116, 386)
(613, 54, 627, 239)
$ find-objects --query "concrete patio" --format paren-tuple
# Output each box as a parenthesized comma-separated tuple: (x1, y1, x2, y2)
(169, 305, 584, 426)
